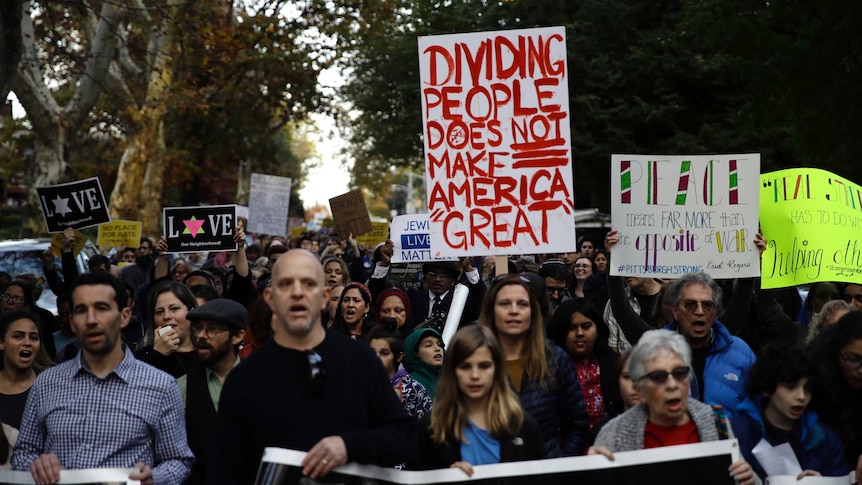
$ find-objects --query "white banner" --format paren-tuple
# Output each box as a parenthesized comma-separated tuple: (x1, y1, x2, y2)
(255, 440, 740, 485)
(0, 467, 139, 484)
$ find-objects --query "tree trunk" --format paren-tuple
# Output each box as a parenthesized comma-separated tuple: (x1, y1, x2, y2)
(12, 1, 119, 236)
(109, 107, 171, 238)
(235, 159, 251, 205)
(139, 119, 167, 237)
(22, 136, 67, 236)
(108, 4, 176, 238)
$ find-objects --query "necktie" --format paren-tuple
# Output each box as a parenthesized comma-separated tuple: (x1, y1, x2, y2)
(431, 296, 442, 315)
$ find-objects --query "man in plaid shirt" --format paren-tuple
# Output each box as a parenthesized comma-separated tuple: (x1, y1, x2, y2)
(12, 271, 194, 485)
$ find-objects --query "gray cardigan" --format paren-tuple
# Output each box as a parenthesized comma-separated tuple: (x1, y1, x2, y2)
(594, 399, 733, 451)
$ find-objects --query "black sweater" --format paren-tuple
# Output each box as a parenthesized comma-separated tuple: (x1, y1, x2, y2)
(208, 330, 417, 484)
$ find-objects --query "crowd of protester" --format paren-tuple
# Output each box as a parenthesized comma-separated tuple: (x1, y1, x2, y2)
(0, 224, 861, 485)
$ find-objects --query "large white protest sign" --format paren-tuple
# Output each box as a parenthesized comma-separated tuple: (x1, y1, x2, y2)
(255, 441, 740, 485)
(248, 173, 292, 236)
(419, 26, 576, 258)
(610, 154, 761, 279)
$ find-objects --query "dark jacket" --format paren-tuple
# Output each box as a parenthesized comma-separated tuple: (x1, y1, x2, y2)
(411, 412, 542, 469)
(731, 395, 848, 480)
(517, 341, 590, 457)
(405, 278, 486, 333)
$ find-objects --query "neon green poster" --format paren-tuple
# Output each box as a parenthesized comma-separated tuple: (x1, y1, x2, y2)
(760, 168, 862, 289)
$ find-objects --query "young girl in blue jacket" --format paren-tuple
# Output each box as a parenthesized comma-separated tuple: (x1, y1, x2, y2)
(411, 325, 542, 475)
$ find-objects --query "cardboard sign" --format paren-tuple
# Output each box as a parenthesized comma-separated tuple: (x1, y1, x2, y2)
(610, 154, 761, 279)
(255, 440, 739, 485)
(328, 189, 373, 237)
(97, 220, 142, 248)
(50, 230, 88, 257)
(356, 222, 389, 247)
(162, 205, 238, 254)
(248, 173, 292, 236)
(419, 26, 576, 257)
(390, 214, 449, 263)
(760, 168, 862, 288)
(36, 177, 111, 233)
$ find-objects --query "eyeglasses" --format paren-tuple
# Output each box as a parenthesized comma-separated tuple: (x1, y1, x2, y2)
(1, 294, 24, 304)
(305, 350, 327, 393)
(844, 294, 862, 304)
(679, 300, 717, 313)
(839, 352, 862, 370)
(547, 286, 567, 296)
(639, 366, 691, 384)
(426, 271, 454, 280)
(191, 324, 228, 339)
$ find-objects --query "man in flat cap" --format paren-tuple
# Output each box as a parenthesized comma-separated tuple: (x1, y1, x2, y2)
(178, 298, 248, 485)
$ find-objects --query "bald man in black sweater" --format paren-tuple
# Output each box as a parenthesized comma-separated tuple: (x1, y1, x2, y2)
(208, 250, 416, 484)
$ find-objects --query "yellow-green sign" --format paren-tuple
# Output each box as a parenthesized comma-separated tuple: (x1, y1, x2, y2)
(97, 220, 142, 248)
(760, 168, 862, 288)
(356, 222, 389, 248)
(290, 226, 307, 240)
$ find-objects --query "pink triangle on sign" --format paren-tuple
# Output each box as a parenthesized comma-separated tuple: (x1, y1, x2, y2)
(182, 217, 206, 238)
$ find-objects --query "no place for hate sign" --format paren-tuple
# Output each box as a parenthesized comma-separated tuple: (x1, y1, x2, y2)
(418, 26, 576, 258)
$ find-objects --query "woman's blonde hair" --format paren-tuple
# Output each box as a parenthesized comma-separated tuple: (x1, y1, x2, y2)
(479, 275, 551, 386)
(430, 325, 524, 443)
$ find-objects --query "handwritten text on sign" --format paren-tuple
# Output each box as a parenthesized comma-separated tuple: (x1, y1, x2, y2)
(610, 154, 761, 279)
(419, 26, 576, 257)
(760, 168, 862, 288)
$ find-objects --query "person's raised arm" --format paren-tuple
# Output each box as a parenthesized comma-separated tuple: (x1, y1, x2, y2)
(233, 228, 248, 277)
(153, 236, 171, 281)
(605, 230, 652, 345)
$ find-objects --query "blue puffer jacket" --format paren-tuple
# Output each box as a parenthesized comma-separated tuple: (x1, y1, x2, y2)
(514, 340, 590, 458)
(731, 395, 849, 480)
(663, 320, 755, 414)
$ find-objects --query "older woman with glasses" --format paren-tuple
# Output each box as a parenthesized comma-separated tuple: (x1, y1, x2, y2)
(810, 311, 862, 481)
(589, 330, 756, 485)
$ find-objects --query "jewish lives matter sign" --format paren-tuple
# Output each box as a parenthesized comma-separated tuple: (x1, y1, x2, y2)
(610, 154, 761, 279)
(419, 26, 576, 258)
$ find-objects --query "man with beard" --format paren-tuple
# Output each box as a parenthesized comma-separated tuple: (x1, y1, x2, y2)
(208, 249, 416, 484)
(538, 259, 572, 317)
(11, 271, 193, 484)
(178, 298, 247, 485)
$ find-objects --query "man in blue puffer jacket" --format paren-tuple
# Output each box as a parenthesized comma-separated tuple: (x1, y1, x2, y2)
(731, 343, 848, 480)
(663, 272, 755, 414)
